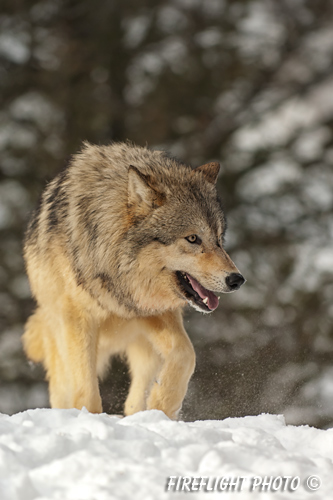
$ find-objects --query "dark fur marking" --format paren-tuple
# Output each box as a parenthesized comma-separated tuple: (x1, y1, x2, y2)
(86, 220, 98, 247)
(99, 151, 108, 160)
(129, 228, 174, 250)
(70, 245, 86, 289)
(153, 237, 166, 245)
(45, 170, 69, 232)
(75, 269, 85, 288)
(47, 194, 68, 231)
(93, 271, 141, 315)
(75, 196, 99, 248)
(25, 196, 43, 243)
(96, 273, 114, 293)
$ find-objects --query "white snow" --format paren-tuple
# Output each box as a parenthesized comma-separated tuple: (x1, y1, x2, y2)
(233, 77, 333, 151)
(236, 158, 302, 200)
(0, 409, 332, 500)
(10, 93, 63, 133)
(0, 32, 30, 64)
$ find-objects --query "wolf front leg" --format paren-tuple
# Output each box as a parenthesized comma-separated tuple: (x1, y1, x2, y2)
(143, 309, 196, 420)
(124, 334, 162, 416)
(44, 298, 102, 413)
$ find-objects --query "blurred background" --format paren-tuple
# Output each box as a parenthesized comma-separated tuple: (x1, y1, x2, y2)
(1, 0, 333, 428)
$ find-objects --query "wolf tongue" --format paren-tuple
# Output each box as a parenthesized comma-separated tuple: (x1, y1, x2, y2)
(187, 274, 219, 310)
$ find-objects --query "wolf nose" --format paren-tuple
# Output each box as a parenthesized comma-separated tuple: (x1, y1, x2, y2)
(226, 273, 245, 291)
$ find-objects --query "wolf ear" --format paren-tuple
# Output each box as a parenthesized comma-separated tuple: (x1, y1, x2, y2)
(194, 162, 220, 184)
(128, 165, 164, 215)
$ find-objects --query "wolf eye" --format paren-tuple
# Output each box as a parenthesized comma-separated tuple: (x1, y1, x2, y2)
(185, 234, 202, 245)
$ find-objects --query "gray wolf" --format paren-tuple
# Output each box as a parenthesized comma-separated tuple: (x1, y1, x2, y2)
(23, 142, 245, 419)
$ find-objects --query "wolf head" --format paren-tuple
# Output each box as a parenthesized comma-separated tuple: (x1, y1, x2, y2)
(125, 157, 245, 314)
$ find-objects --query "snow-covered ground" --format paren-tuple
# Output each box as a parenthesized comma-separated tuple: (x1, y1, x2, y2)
(0, 409, 332, 500)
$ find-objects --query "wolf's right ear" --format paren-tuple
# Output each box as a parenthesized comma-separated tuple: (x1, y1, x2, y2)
(128, 165, 165, 216)
(194, 162, 220, 184)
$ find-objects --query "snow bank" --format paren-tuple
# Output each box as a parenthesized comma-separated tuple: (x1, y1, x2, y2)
(0, 408, 332, 499)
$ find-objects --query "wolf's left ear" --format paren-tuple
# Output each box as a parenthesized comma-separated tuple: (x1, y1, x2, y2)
(194, 162, 220, 184)
(128, 165, 165, 215)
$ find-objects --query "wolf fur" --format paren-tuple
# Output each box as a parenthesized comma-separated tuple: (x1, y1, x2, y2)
(23, 142, 244, 419)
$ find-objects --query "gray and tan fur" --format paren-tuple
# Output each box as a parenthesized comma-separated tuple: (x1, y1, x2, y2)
(23, 142, 245, 419)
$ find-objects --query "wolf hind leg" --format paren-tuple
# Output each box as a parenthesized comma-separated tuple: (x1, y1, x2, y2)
(23, 307, 74, 408)
(44, 333, 74, 409)
(22, 307, 47, 363)
(44, 299, 102, 413)
(124, 335, 162, 416)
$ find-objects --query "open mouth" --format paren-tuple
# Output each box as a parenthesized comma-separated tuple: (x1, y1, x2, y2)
(176, 271, 219, 312)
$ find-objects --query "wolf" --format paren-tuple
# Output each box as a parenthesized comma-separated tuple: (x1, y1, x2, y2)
(23, 142, 245, 419)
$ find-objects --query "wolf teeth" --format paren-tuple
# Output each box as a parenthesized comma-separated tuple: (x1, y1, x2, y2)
(203, 298, 208, 304)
